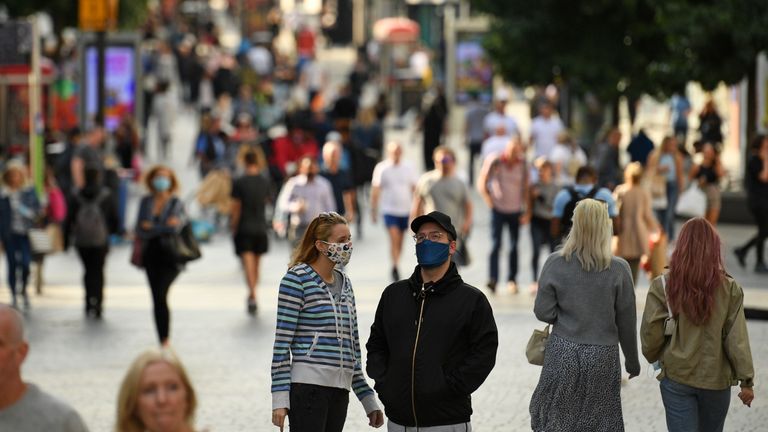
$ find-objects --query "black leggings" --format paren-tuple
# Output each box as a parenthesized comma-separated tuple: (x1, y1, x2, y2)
(288, 383, 349, 432)
(145, 262, 180, 343)
(739, 204, 768, 264)
(76, 246, 108, 311)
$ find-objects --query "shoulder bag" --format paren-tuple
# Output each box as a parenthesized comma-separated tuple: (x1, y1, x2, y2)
(526, 324, 551, 366)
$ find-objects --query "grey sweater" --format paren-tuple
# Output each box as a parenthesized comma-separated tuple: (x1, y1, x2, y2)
(535, 252, 640, 375)
(0, 383, 89, 432)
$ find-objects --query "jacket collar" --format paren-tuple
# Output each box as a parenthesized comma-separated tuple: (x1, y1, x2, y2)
(407, 262, 463, 297)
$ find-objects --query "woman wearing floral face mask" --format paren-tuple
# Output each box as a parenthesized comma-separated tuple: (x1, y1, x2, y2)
(135, 166, 187, 346)
(271, 211, 384, 432)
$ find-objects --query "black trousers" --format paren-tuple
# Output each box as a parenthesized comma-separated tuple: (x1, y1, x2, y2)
(76, 246, 108, 312)
(288, 383, 349, 432)
(145, 261, 180, 343)
(739, 203, 768, 264)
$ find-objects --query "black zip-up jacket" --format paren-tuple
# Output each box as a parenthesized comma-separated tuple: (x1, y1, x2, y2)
(366, 263, 498, 427)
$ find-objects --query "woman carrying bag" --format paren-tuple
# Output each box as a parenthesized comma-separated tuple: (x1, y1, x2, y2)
(135, 166, 189, 346)
(270, 211, 383, 432)
(641, 217, 754, 432)
(530, 198, 639, 431)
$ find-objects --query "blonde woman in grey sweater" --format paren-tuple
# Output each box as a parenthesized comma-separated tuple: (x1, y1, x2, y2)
(530, 198, 640, 432)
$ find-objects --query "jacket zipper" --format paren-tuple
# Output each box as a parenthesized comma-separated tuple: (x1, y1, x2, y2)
(411, 285, 428, 428)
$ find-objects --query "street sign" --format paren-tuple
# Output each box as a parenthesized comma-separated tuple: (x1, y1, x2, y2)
(0, 21, 32, 66)
(79, 0, 119, 31)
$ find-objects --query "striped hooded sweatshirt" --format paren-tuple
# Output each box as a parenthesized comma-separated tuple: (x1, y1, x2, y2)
(271, 263, 379, 414)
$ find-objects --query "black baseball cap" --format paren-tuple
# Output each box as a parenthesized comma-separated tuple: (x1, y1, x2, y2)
(411, 211, 457, 240)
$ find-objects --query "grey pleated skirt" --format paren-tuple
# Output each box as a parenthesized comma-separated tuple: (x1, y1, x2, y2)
(529, 334, 624, 432)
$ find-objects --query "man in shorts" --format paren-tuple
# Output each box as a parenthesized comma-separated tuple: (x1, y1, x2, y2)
(371, 141, 419, 281)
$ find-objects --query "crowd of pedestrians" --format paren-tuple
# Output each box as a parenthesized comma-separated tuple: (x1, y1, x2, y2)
(1, 3, 767, 432)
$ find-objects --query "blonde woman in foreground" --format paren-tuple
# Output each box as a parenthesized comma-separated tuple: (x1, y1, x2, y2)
(116, 348, 204, 432)
(530, 198, 639, 431)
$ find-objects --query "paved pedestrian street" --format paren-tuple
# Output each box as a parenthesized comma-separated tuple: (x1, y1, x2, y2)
(5, 202, 768, 431)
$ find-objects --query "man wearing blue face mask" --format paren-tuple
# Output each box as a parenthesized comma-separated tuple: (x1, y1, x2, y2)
(366, 211, 498, 431)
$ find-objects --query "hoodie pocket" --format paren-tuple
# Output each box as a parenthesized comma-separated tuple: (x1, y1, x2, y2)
(306, 333, 320, 357)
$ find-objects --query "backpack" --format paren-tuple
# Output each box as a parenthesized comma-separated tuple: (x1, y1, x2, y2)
(560, 186, 598, 235)
(73, 189, 109, 248)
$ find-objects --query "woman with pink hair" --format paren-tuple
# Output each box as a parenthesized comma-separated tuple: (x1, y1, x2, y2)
(641, 217, 754, 432)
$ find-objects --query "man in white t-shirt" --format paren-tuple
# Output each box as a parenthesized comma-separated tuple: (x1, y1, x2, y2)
(483, 89, 519, 139)
(548, 131, 587, 186)
(371, 141, 420, 282)
(530, 101, 564, 160)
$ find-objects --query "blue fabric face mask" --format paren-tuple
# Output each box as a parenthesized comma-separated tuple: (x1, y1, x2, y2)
(415, 239, 450, 268)
(153, 176, 171, 192)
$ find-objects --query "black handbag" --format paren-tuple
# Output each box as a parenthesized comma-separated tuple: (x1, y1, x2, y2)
(161, 223, 202, 264)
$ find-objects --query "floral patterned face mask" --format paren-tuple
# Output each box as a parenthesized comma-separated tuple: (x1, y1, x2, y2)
(321, 241, 353, 267)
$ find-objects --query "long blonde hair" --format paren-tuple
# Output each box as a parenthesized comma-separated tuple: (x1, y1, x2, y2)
(289, 212, 348, 267)
(115, 348, 197, 432)
(561, 198, 613, 272)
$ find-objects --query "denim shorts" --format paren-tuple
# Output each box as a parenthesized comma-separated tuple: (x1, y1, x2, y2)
(383, 214, 409, 231)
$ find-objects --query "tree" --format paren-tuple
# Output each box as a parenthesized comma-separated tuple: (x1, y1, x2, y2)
(472, 0, 768, 130)
(473, 0, 679, 116)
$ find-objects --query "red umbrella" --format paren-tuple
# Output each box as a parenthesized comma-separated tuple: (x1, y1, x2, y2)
(373, 17, 420, 44)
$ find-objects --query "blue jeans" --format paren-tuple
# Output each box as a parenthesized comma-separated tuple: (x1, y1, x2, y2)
(5, 233, 31, 297)
(660, 377, 730, 432)
(655, 181, 679, 241)
(530, 216, 556, 281)
(489, 209, 521, 282)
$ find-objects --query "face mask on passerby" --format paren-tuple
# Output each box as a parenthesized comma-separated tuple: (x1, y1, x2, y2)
(415, 240, 450, 268)
(153, 176, 171, 192)
(322, 241, 353, 267)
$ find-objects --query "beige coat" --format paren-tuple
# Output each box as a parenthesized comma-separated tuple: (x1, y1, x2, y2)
(614, 184, 657, 259)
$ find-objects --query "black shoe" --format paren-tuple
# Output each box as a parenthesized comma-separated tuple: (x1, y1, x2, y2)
(247, 298, 257, 316)
(756, 262, 768, 274)
(486, 280, 497, 293)
(391, 267, 400, 282)
(734, 248, 747, 268)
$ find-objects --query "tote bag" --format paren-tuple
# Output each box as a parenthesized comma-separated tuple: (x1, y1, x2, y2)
(675, 184, 706, 218)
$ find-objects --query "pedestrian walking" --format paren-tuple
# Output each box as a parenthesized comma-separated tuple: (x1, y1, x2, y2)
(230, 151, 271, 316)
(530, 199, 640, 432)
(412, 147, 473, 259)
(528, 160, 558, 293)
(0, 305, 90, 431)
(734, 134, 768, 274)
(548, 131, 587, 186)
(670, 94, 692, 144)
(320, 141, 356, 222)
(135, 166, 188, 345)
(274, 156, 336, 246)
(477, 138, 529, 294)
(464, 92, 490, 185)
(419, 86, 449, 172)
(530, 101, 564, 161)
(270, 212, 384, 432)
(483, 89, 518, 139)
(641, 217, 755, 432)
(550, 166, 619, 245)
(647, 136, 685, 241)
(698, 99, 723, 147)
(370, 141, 419, 282)
(366, 211, 498, 431)
(592, 127, 623, 191)
(116, 348, 199, 432)
(689, 142, 725, 225)
(65, 168, 119, 318)
(0, 162, 42, 309)
(613, 162, 661, 284)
